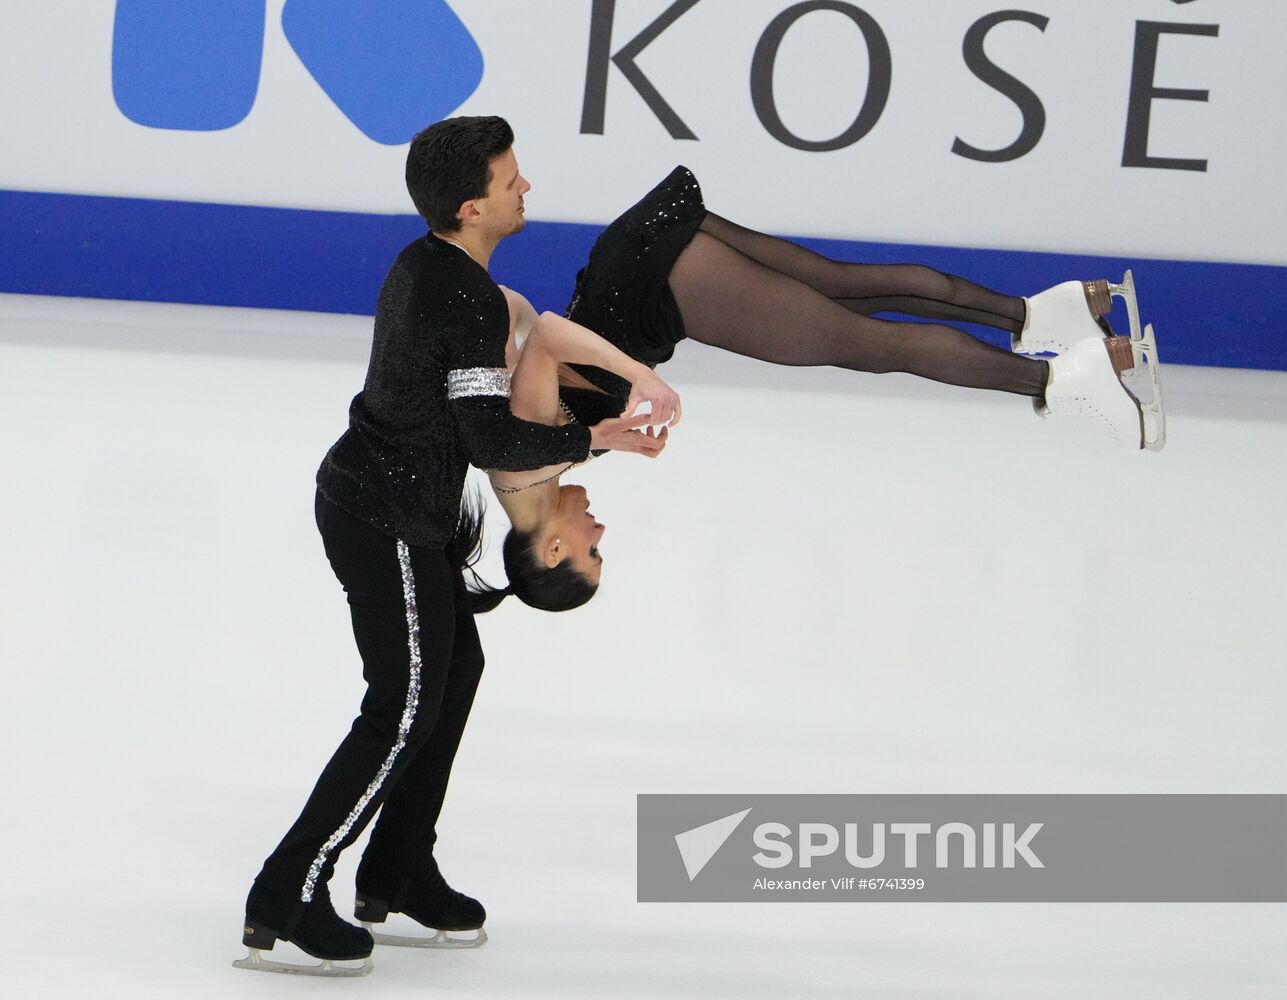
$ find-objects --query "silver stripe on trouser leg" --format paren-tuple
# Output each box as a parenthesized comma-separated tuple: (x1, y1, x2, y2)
(300, 540, 423, 903)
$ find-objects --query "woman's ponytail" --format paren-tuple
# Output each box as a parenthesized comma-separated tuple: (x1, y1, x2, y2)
(448, 487, 513, 614)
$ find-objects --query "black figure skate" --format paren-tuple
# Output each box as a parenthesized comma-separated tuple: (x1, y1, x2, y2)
(233, 884, 374, 976)
(355, 861, 487, 949)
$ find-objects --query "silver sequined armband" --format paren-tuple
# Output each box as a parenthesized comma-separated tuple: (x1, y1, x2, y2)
(447, 367, 512, 399)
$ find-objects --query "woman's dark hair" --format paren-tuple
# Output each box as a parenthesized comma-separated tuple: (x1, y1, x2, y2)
(449, 488, 508, 614)
(405, 115, 514, 232)
(449, 490, 598, 614)
(500, 527, 599, 612)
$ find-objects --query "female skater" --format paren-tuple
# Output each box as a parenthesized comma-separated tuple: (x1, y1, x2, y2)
(555, 166, 1157, 446)
(475, 289, 680, 611)
(481, 165, 1162, 609)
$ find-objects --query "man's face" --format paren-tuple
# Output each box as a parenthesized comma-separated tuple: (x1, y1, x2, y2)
(477, 147, 530, 239)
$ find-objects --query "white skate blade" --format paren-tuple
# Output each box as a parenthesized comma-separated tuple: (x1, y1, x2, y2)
(1108, 269, 1143, 342)
(1131, 322, 1166, 450)
(232, 947, 373, 976)
(363, 921, 488, 949)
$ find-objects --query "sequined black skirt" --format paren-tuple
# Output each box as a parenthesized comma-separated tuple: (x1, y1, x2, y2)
(565, 165, 706, 369)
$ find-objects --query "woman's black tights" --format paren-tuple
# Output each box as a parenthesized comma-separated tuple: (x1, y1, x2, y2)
(669, 214, 1046, 397)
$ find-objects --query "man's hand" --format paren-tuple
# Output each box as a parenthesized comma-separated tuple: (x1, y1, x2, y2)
(589, 412, 669, 458)
(624, 368, 682, 427)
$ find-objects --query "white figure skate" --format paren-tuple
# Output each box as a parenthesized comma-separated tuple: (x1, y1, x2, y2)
(1036, 335, 1147, 450)
(1022, 270, 1165, 449)
(1017, 270, 1148, 354)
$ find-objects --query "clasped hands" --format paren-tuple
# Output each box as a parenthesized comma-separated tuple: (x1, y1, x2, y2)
(587, 367, 681, 458)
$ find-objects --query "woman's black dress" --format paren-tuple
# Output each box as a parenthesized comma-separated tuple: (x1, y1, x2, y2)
(558, 165, 706, 426)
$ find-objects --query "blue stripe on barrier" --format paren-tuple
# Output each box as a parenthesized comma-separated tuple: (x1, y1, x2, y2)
(1, 188, 1283, 370)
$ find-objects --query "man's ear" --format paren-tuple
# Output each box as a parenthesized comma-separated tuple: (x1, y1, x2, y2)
(456, 198, 482, 227)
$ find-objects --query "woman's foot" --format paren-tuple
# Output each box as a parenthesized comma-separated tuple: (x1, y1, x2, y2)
(1016, 278, 1117, 354)
(1035, 335, 1145, 450)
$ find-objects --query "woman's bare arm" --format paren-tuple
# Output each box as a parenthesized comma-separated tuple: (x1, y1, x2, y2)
(528, 310, 648, 384)
(508, 320, 565, 425)
(527, 310, 682, 426)
(502, 287, 679, 452)
(498, 284, 538, 370)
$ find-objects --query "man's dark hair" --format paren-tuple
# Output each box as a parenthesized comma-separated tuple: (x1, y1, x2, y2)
(405, 116, 514, 232)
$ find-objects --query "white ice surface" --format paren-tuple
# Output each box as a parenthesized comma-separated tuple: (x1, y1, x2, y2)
(1, 292, 1285, 999)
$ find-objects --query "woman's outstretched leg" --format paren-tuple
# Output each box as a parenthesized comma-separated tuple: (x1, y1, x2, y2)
(669, 232, 1046, 397)
(698, 214, 1025, 334)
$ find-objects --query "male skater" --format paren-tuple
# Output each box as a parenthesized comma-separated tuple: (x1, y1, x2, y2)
(235, 116, 669, 976)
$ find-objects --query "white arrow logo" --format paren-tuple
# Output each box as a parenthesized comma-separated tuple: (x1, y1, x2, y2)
(674, 808, 752, 882)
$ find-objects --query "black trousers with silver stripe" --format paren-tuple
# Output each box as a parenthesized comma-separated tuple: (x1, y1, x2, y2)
(251, 492, 485, 915)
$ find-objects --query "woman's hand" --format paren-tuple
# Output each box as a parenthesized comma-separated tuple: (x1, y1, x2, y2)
(589, 412, 669, 458)
(623, 367, 682, 427)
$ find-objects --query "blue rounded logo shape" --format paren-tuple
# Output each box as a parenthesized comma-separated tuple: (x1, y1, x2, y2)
(282, 0, 485, 145)
(112, 0, 266, 131)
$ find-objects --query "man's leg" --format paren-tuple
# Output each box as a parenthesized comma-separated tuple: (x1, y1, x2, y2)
(354, 606, 488, 939)
(243, 495, 459, 954)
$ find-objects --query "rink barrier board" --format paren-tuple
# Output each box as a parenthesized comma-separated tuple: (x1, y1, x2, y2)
(1, 188, 1283, 371)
